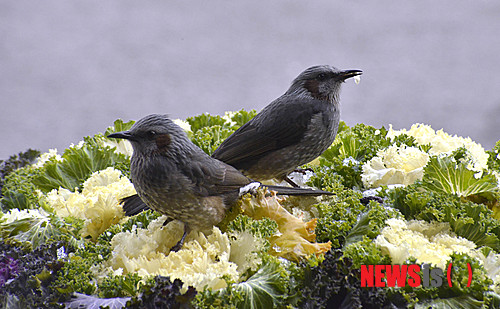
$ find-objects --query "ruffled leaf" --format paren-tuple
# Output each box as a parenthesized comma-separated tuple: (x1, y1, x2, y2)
(104, 119, 135, 136)
(33, 137, 130, 193)
(65, 293, 130, 309)
(240, 189, 331, 262)
(0, 213, 80, 249)
(421, 156, 498, 197)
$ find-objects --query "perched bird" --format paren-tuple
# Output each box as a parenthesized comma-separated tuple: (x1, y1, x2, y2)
(212, 65, 362, 187)
(108, 114, 333, 251)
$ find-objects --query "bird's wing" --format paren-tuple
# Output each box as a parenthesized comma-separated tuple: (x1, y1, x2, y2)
(178, 151, 251, 197)
(212, 95, 329, 169)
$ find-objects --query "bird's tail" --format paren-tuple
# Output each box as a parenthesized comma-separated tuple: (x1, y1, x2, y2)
(120, 186, 333, 218)
(264, 185, 335, 196)
(121, 194, 150, 216)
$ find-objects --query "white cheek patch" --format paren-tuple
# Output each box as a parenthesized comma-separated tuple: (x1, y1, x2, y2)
(239, 182, 261, 196)
(354, 75, 361, 85)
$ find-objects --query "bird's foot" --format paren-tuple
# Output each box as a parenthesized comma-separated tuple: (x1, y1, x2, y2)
(284, 176, 300, 188)
(169, 223, 190, 252)
(239, 181, 261, 196)
(170, 240, 184, 252)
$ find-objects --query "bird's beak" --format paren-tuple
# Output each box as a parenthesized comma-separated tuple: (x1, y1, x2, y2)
(107, 131, 134, 141)
(339, 69, 363, 81)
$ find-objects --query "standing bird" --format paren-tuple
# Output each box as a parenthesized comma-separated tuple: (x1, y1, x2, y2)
(108, 114, 333, 251)
(212, 65, 362, 187)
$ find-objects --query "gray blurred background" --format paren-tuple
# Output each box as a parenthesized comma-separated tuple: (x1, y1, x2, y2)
(1, 1, 499, 159)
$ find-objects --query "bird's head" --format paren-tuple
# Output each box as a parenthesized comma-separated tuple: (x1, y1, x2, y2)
(107, 114, 188, 156)
(286, 65, 362, 102)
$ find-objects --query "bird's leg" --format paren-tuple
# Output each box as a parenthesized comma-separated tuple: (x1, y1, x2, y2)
(162, 217, 173, 226)
(286, 168, 314, 187)
(170, 223, 190, 252)
(293, 167, 314, 174)
(284, 176, 300, 188)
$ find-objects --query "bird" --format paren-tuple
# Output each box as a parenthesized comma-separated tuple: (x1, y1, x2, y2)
(108, 114, 334, 251)
(212, 65, 362, 187)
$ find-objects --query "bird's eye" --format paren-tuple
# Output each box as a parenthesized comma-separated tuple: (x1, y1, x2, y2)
(317, 73, 329, 81)
(147, 130, 157, 138)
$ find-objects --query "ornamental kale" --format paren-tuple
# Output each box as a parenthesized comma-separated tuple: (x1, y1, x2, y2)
(229, 109, 257, 128)
(1, 164, 43, 211)
(98, 209, 161, 243)
(0, 240, 72, 309)
(312, 180, 401, 250)
(0, 149, 40, 195)
(64, 293, 130, 309)
(0, 210, 82, 249)
(420, 155, 498, 198)
(300, 249, 407, 309)
(1, 111, 500, 308)
(190, 125, 234, 155)
(344, 201, 402, 246)
(33, 136, 130, 193)
(0, 256, 18, 287)
(389, 186, 500, 251)
(2, 134, 131, 212)
(126, 276, 196, 309)
(404, 253, 495, 308)
(226, 214, 278, 240)
(53, 240, 111, 296)
(104, 118, 136, 137)
(186, 109, 256, 133)
(313, 186, 366, 247)
(239, 189, 331, 262)
(195, 255, 303, 309)
(187, 110, 256, 155)
(186, 113, 232, 132)
(487, 140, 500, 172)
(342, 237, 391, 269)
(318, 123, 416, 188)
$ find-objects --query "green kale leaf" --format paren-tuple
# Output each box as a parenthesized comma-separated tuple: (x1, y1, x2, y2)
(226, 214, 278, 240)
(104, 119, 136, 136)
(421, 155, 498, 198)
(33, 137, 130, 193)
(1, 164, 44, 211)
(0, 149, 40, 194)
(53, 241, 111, 296)
(314, 187, 367, 247)
(186, 113, 232, 133)
(0, 212, 82, 250)
(390, 186, 500, 251)
(344, 201, 402, 246)
(190, 125, 235, 155)
(195, 256, 303, 309)
(229, 109, 257, 128)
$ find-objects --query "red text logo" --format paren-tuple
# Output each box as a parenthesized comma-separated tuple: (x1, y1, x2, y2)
(360, 263, 472, 288)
